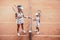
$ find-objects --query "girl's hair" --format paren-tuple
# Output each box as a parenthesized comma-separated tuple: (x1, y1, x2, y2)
(37, 10, 41, 17)
(37, 10, 41, 13)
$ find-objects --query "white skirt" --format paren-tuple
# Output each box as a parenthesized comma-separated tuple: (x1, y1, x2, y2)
(16, 18, 24, 24)
(36, 21, 40, 27)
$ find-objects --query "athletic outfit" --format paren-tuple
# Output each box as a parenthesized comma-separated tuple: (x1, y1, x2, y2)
(34, 13, 40, 34)
(14, 5, 26, 36)
(35, 13, 40, 27)
(16, 12, 26, 36)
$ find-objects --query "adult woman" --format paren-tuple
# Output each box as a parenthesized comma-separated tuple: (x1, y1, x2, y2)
(13, 5, 27, 36)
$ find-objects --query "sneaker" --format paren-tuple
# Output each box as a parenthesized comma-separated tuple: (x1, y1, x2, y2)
(22, 30, 26, 33)
(29, 30, 32, 33)
(34, 30, 38, 32)
(17, 33, 20, 36)
(36, 32, 40, 35)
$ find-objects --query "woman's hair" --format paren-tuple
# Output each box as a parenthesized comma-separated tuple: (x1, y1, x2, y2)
(17, 5, 22, 7)
(17, 5, 23, 10)
(17, 5, 23, 13)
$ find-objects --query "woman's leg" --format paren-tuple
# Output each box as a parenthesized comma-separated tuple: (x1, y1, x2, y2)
(21, 23, 26, 33)
(21, 23, 24, 30)
(17, 24, 20, 33)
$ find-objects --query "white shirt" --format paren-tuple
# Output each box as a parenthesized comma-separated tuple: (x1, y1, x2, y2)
(36, 17, 40, 22)
(17, 12, 23, 19)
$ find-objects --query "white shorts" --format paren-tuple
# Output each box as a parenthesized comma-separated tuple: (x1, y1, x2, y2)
(16, 18, 24, 24)
(36, 22, 40, 27)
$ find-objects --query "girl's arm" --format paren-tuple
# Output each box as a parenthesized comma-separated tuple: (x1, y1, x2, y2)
(33, 18, 36, 21)
(39, 19, 40, 23)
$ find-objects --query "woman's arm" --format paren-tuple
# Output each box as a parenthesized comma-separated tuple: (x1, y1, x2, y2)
(15, 13, 17, 19)
(12, 7, 17, 19)
(12, 7, 16, 12)
(23, 14, 28, 18)
(12, 5, 18, 13)
(23, 14, 32, 19)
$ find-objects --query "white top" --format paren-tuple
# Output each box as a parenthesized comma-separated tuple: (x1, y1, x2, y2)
(16, 12, 23, 19)
(36, 17, 40, 22)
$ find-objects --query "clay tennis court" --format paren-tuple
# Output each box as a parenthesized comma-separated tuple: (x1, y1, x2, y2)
(0, 0, 60, 40)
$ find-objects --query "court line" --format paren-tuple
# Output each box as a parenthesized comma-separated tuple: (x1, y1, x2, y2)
(0, 22, 60, 24)
(0, 35, 27, 36)
(34, 35, 60, 37)
(0, 35, 60, 37)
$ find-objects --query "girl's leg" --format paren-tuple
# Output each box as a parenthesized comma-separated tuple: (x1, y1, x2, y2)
(36, 27, 39, 32)
(36, 27, 40, 34)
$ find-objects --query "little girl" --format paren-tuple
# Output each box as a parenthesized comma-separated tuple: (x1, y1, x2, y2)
(33, 10, 41, 34)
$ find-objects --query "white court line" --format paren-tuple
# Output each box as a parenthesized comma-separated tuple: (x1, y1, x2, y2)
(0, 22, 60, 24)
(0, 35, 60, 37)
(34, 35, 60, 37)
(0, 35, 27, 36)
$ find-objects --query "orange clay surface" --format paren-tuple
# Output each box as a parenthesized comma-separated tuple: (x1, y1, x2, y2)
(0, 0, 60, 40)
